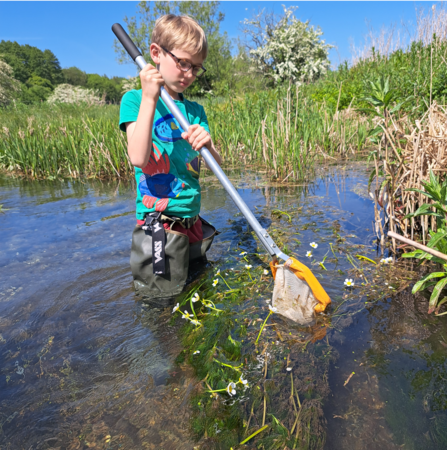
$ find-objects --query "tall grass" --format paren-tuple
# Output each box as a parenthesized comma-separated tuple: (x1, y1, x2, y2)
(203, 86, 369, 181)
(0, 102, 130, 179)
(0, 89, 369, 181)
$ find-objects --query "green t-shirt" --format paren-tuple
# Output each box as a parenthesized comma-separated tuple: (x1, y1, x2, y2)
(119, 89, 209, 220)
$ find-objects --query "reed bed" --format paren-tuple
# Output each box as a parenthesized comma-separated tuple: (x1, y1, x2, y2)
(0, 104, 131, 179)
(369, 101, 447, 244)
(0, 88, 369, 180)
(206, 86, 369, 181)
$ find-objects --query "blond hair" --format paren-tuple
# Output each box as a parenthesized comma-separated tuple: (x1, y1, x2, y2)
(152, 15, 207, 59)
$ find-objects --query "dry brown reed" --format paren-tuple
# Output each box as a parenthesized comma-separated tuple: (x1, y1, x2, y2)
(350, 3, 447, 64)
(371, 102, 447, 245)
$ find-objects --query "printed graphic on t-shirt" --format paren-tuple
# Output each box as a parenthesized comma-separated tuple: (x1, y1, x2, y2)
(154, 114, 184, 142)
(138, 143, 185, 212)
(186, 155, 200, 179)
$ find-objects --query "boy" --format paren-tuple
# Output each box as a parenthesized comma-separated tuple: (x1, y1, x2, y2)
(119, 14, 221, 301)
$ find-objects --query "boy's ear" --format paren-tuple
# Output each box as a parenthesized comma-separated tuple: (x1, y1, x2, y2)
(150, 43, 162, 64)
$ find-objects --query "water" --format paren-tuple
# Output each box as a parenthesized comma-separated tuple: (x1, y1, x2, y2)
(0, 164, 446, 449)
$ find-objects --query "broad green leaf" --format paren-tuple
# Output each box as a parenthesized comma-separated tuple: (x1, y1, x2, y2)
(405, 187, 434, 200)
(412, 272, 446, 294)
(429, 277, 447, 313)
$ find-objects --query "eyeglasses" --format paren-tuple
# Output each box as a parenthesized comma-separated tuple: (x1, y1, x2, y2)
(161, 46, 206, 78)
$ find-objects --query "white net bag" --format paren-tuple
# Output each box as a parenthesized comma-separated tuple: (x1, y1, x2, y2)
(272, 264, 318, 325)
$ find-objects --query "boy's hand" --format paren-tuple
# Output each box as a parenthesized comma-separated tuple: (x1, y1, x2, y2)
(140, 64, 164, 103)
(181, 124, 212, 151)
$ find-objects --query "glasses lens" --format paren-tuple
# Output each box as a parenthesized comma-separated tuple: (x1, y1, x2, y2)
(178, 60, 191, 71)
(193, 67, 205, 77)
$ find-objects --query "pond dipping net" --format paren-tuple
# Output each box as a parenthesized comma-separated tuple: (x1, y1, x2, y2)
(270, 257, 331, 325)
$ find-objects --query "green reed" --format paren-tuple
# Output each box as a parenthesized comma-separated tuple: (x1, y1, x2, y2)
(0, 103, 130, 179)
(203, 85, 369, 181)
(0, 88, 369, 180)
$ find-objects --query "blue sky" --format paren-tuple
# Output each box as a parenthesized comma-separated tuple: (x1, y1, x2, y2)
(0, 1, 439, 79)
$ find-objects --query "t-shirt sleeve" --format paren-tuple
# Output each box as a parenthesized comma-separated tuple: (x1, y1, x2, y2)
(198, 105, 210, 134)
(119, 90, 141, 132)
(188, 101, 210, 134)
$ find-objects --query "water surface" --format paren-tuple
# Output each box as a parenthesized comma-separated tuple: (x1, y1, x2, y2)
(1, 164, 446, 449)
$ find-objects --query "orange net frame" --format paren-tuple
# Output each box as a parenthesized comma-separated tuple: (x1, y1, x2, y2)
(270, 257, 331, 313)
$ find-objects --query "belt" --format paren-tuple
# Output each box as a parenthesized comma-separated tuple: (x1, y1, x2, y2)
(160, 214, 199, 230)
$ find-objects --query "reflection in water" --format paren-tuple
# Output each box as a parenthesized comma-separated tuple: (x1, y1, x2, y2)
(1, 164, 447, 448)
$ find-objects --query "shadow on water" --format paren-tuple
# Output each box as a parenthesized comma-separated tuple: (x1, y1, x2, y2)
(1, 164, 447, 448)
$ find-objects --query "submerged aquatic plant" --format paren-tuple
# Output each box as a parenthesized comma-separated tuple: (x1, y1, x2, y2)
(255, 305, 277, 345)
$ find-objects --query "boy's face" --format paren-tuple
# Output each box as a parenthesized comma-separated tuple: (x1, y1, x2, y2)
(151, 44, 205, 97)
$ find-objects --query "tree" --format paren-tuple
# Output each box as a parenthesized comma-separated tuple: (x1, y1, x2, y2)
(86, 73, 122, 103)
(63, 66, 88, 86)
(241, 5, 333, 85)
(0, 41, 64, 85)
(0, 59, 20, 106)
(113, 1, 232, 96)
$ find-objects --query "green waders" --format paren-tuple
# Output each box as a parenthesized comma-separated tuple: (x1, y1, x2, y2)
(130, 214, 218, 300)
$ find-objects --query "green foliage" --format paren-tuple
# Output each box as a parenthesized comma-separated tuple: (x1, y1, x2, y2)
(62, 66, 88, 87)
(309, 39, 447, 116)
(402, 171, 447, 314)
(86, 73, 124, 103)
(0, 40, 64, 85)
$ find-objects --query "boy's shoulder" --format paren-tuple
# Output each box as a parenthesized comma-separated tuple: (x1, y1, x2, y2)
(121, 89, 143, 105)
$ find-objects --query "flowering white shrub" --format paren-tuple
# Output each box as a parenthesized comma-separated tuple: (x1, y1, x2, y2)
(242, 5, 332, 84)
(47, 83, 105, 105)
(121, 76, 139, 94)
(0, 60, 20, 106)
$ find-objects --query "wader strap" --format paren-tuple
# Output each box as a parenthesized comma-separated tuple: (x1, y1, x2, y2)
(143, 212, 166, 275)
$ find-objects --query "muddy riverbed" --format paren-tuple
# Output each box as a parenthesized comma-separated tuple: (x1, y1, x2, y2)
(1, 163, 446, 449)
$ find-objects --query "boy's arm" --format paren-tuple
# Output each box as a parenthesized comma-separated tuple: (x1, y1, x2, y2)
(125, 64, 164, 168)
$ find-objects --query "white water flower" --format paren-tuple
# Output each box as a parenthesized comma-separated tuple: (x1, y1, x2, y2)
(268, 305, 278, 313)
(245, 265, 253, 269)
(172, 303, 179, 314)
(240, 251, 247, 256)
(213, 279, 219, 286)
(182, 311, 191, 319)
(310, 242, 318, 249)
(344, 279, 354, 287)
(380, 257, 393, 264)
(226, 382, 237, 396)
(216, 269, 220, 275)
(192, 293, 200, 303)
(239, 376, 248, 386)
(286, 367, 292, 371)
(306, 251, 312, 258)
(193, 350, 200, 355)
(191, 319, 201, 326)
(263, 269, 269, 275)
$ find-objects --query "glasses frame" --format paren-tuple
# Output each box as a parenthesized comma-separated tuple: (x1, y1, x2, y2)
(160, 46, 206, 78)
